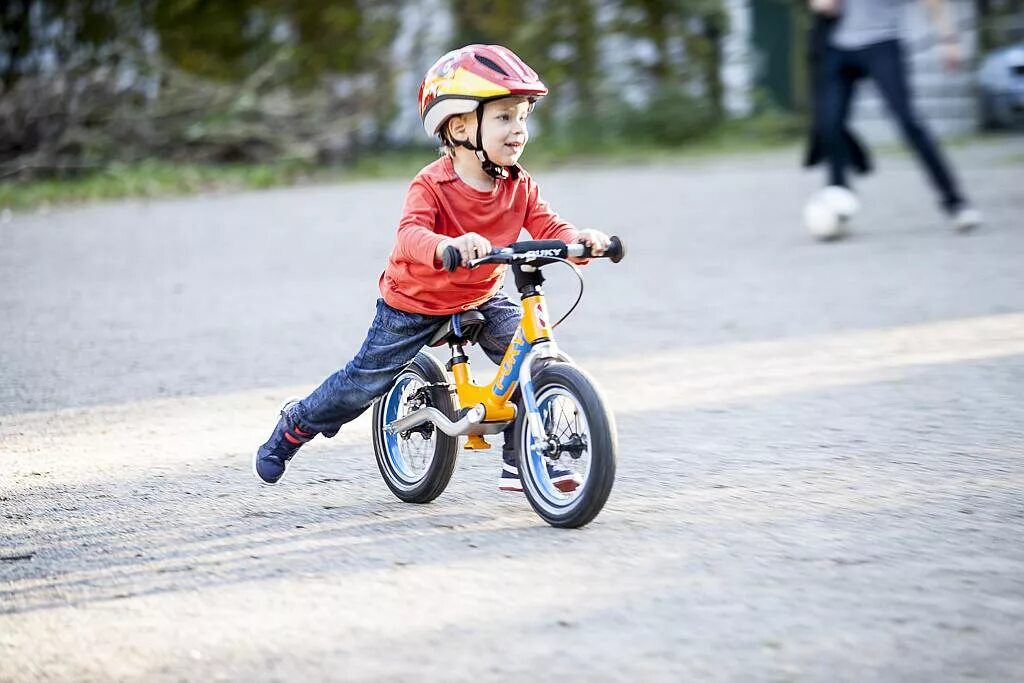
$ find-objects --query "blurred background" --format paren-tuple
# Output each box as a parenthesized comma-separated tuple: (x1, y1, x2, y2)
(3, 4, 1024, 680)
(1, 0, 1021, 199)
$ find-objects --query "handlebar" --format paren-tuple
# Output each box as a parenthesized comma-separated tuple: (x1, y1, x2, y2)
(443, 236, 625, 273)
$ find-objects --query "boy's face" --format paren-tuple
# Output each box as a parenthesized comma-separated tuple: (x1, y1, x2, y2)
(459, 96, 532, 166)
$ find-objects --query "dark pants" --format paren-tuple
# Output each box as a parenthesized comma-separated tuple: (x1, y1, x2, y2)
(822, 39, 965, 212)
(290, 292, 522, 458)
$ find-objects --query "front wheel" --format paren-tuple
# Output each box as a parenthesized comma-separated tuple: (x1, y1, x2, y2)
(515, 362, 617, 528)
(372, 351, 458, 503)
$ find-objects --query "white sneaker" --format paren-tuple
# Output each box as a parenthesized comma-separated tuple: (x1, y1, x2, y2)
(952, 206, 982, 233)
(499, 461, 581, 493)
(804, 186, 859, 241)
(499, 462, 523, 492)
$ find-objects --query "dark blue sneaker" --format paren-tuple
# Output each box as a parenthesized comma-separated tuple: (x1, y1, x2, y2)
(253, 399, 314, 484)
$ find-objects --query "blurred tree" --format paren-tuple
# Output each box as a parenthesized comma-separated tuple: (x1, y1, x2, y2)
(449, 0, 529, 47)
(1, 0, 134, 87)
(1, 1, 33, 88)
(153, 0, 399, 88)
(1, 0, 736, 173)
(154, 0, 273, 81)
(1, 0, 404, 170)
(976, 0, 1024, 50)
(613, 0, 727, 96)
(448, 0, 600, 131)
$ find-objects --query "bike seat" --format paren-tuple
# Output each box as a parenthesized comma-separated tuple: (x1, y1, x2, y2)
(428, 310, 487, 348)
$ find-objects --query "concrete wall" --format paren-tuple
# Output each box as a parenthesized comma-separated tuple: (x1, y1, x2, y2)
(722, 0, 756, 116)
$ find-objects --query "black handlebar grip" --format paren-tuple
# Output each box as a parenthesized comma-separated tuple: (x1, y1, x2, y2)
(579, 235, 625, 261)
(442, 245, 462, 272)
(606, 235, 625, 263)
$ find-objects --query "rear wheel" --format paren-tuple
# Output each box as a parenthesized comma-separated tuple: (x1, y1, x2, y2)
(515, 362, 617, 528)
(372, 351, 458, 503)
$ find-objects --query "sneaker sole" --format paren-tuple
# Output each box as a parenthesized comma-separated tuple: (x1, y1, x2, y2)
(551, 479, 581, 494)
(502, 476, 580, 493)
(502, 463, 581, 494)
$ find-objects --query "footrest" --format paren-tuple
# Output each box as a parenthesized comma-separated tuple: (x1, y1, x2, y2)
(464, 435, 492, 450)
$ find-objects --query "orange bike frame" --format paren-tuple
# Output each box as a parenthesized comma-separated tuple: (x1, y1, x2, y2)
(449, 292, 553, 423)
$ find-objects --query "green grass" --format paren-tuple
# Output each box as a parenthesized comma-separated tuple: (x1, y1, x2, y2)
(0, 160, 329, 212)
(531, 113, 805, 167)
(1, 115, 806, 213)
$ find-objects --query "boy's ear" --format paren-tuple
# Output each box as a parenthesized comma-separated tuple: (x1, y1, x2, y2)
(447, 114, 469, 142)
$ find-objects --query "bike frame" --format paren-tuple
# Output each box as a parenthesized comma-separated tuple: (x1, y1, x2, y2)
(382, 259, 575, 449)
(448, 262, 571, 442)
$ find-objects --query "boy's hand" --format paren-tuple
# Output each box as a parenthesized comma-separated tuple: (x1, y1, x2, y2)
(436, 232, 493, 265)
(940, 39, 962, 71)
(573, 229, 611, 262)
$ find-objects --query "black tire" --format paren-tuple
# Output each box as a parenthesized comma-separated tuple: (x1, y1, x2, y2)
(372, 351, 459, 503)
(514, 362, 617, 528)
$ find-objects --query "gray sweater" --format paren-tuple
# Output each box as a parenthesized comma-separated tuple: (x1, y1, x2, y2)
(830, 0, 907, 49)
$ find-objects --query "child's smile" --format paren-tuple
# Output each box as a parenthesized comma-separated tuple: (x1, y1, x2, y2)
(478, 97, 531, 166)
(499, 139, 525, 163)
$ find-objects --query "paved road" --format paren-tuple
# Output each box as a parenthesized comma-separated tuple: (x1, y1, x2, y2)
(2, 140, 1023, 682)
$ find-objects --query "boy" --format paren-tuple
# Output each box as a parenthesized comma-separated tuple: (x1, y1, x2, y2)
(253, 44, 610, 491)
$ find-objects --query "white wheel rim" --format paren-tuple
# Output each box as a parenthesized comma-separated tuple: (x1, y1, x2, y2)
(381, 372, 437, 491)
(520, 385, 592, 516)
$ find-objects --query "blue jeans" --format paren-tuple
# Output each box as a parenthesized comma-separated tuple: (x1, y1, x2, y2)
(822, 39, 965, 212)
(289, 292, 522, 449)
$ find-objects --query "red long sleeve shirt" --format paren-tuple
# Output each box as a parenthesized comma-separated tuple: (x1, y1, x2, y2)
(379, 156, 579, 316)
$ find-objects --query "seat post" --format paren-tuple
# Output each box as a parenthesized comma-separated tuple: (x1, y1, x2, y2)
(446, 342, 472, 385)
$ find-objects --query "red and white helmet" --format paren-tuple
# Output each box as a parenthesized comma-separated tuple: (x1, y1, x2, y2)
(418, 44, 548, 139)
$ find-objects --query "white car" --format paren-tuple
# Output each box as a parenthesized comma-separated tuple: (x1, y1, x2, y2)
(978, 42, 1024, 128)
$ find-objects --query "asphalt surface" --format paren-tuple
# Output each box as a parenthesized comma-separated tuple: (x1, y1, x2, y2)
(2, 139, 1023, 682)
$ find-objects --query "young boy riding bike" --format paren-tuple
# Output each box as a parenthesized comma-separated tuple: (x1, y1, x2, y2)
(253, 44, 611, 492)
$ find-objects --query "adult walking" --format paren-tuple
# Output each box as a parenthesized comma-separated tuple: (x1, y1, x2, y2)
(804, 0, 982, 239)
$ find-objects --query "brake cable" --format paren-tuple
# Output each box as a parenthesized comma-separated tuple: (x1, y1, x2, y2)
(468, 252, 587, 329)
(546, 257, 585, 329)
